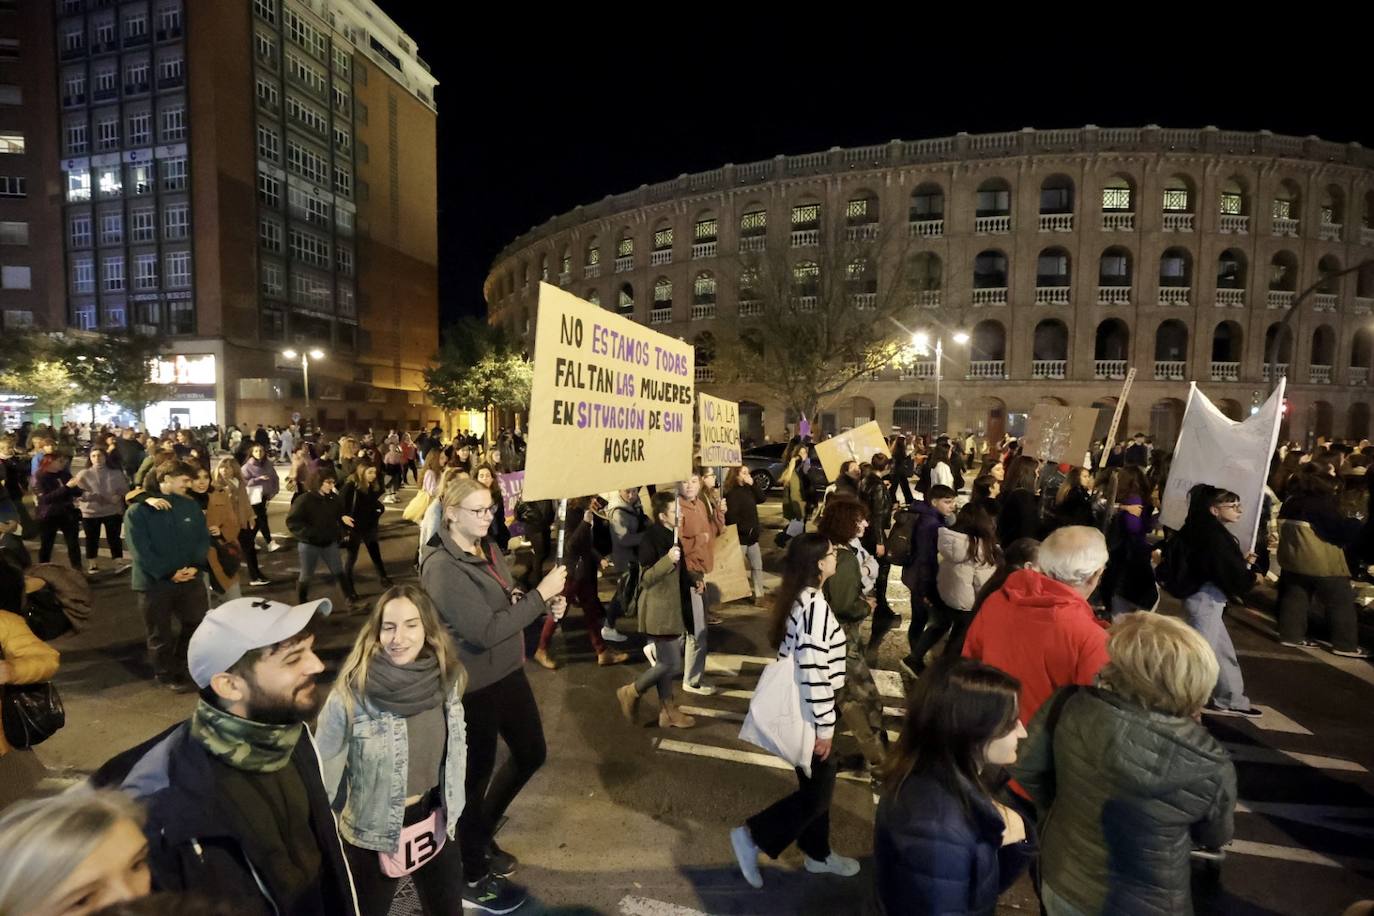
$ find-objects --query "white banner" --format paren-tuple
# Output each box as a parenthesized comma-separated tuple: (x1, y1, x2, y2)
(1159, 380, 1286, 551)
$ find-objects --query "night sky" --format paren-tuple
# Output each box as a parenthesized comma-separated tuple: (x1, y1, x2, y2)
(376, 16, 1368, 335)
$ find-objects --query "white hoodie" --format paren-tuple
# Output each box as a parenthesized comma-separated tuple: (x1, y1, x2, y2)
(936, 527, 997, 611)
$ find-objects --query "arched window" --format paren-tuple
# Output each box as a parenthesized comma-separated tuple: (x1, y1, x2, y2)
(1320, 185, 1345, 236)
(1264, 323, 1293, 379)
(976, 178, 1012, 217)
(1163, 174, 1194, 213)
(585, 238, 600, 270)
(973, 250, 1008, 288)
(1272, 180, 1302, 235)
(1311, 326, 1336, 382)
(971, 319, 1006, 361)
(1159, 248, 1192, 306)
(1102, 174, 1135, 216)
(1039, 175, 1074, 214)
(1211, 321, 1243, 380)
(1154, 320, 1188, 380)
(1036, 247, 1071, 286)
(653, 277, 672, 307)
(1094, 319, 1130, 379)
(652, 219, 673, 252)
(617, 282, 634, 315)
(846, 190, 879, 226)
(1269, 251, 1299, 291)
(539, 254, 549, 281)
(586, 289, 600, 307)
(909, 183, 944, 226)
(1217, 249, 1246, 290)
(1032, 320, 1069, 378)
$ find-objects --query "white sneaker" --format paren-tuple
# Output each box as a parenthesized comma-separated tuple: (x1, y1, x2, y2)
(601, 625, 628, 643)
(86, 563, 100, 575)
(682, 680, 716, 696)
(730, 826, 763, 889)
(114, 561, 132, 574)
(804, 852, 861, 877)
(643, 643, 658, 667)
(267, 540, 283, 552)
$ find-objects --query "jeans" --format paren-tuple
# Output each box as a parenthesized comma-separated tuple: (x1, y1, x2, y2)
(38, 514, 81, 567)
(683, 587, 709, 687)
(297, 542, 351, 603)
(460, 669, 546, 880)
(1276, 571, 1359, 652)
(742, 542, 764, 598)
(139, 580, 208, 679)
(81, 515, 123, 560)
(634, 635, 684, 700)
(1183, 583, 1250, 710)
(745, 751, 837, 860)
(1041, 884, 1091, 916)
(343, 797, 465, 916)
(540, 575, 606, 655)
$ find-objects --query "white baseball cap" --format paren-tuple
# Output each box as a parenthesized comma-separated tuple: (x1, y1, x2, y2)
(187, 597, 332, 688)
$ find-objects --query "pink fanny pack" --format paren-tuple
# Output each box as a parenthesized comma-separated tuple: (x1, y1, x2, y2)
(378, 807, 446, 878)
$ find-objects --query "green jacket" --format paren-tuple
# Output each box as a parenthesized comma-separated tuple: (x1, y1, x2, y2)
(637, 524, 688, 637)
(1276, 520, 1350, 578)
(823, 546, 868, 624)
(125, 494, 210, 591)
(782, 472, 805, 521)
(1012, 687, 1235, 916)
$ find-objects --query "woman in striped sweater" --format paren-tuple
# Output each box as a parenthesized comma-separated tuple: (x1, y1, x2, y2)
(730, 532, 860, 888)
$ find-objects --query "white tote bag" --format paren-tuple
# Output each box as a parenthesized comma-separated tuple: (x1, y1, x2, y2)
(738, 631, 816, 776)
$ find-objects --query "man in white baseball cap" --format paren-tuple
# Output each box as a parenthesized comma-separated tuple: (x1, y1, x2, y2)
(93, 596, 359, 915)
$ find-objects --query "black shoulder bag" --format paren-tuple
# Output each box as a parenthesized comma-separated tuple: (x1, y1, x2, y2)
(1, 644, 66, 749)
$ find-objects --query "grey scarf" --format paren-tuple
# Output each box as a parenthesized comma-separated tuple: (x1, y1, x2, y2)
(365, 650, 444, 717)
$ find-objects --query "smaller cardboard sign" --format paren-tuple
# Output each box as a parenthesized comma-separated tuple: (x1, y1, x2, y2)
(1022, 405, 1098, 465)
(705, 524, 752, 604)
(698, 393, 742, 466)
(813, 420, 891, 481)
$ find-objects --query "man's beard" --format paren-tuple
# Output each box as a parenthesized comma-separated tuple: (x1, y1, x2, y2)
(245, 678, 321, 725)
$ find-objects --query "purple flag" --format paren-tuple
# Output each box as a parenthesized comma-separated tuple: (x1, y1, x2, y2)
(798, 413, 811, 439)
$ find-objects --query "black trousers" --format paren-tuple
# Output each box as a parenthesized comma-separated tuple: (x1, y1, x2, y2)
(874, 557, 892, 614)
(889, 475, 914, 504)
(81, 514, 123, 560)
(343, 796, 465, 916)
(236, 527, 263, 580)
(345, 536, 388, 583)
(460, 668, 547, 880)
(251, 501, 272, 544)
(1277, 571, 1359, 651)
(38, 514, 81, 567)
(746, 751, 837, 860)
(909, 594, 954, 670)
(138, 580, 208, 679)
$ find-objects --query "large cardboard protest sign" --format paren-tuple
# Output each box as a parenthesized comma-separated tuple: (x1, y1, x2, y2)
(705, 524, 752, 604)
(1160, 380, 1285, 551)
(523, 284, 695, 501)
(1022, 404, 1098, 465)
(698, 393, 742, 467)
(813, 421, 891, 481)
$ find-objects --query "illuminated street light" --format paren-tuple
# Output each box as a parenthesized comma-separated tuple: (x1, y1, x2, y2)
(283, 348, 325, 407)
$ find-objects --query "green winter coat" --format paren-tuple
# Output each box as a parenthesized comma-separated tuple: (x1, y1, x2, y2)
(823, 546, 868, 624)
(782, 471, 805, 521)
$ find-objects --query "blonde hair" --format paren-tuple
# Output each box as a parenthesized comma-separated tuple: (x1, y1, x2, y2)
(333, 584, 467, 715)
(0, 789, 146, 915)
(1099, 612, 1219, 718)
(214, 456, 242, 489)
(439, 475, 487, 511)
(338, 436, 358, 461)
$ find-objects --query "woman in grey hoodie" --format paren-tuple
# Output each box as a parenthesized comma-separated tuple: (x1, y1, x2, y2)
(69, 447, 130, 574)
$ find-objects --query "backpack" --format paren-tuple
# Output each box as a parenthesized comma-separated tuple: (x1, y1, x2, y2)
(1155, 532, 1195, 599)
(615, 562, 644, 619)
(885, 508, 919, 566)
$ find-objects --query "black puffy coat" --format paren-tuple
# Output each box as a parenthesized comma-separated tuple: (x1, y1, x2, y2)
(286, 490, 343, 546)
(874, 769, 1034, 915)
(1012, 687, 1235, 916)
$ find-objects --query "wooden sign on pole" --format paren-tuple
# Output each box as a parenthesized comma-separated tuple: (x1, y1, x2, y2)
(1098, 367, 1137, 467)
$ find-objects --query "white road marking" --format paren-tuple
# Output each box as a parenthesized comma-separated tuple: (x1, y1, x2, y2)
(1237, 801, 1374, 839)
(871, 669, 905, 700)
(1223, 839, 1344, 868)
(1246, 706, 1313, 735)
(617, 895, 710, 916)
(1236, 649, 1321, 663)
(1226, 604, 1374, 689)
(704, 654, 775, 677)
(1223, 743, 1366, 773)
(678, 705, 744, 723)
(653, 738, 869, 784)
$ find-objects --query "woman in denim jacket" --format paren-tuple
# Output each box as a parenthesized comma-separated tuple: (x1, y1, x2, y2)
(317, 584, 468, 915)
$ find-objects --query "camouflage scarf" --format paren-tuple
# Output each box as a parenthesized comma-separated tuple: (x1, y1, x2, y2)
(190, 700, 302, 773)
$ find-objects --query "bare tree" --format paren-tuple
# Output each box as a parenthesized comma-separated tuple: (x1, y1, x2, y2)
(710, 201, 918, 422)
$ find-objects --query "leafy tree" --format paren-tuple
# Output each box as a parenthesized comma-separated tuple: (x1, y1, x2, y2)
(423, 319, 533, 438)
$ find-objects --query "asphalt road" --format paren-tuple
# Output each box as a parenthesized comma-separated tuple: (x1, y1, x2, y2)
(5, 477, 1374, 915)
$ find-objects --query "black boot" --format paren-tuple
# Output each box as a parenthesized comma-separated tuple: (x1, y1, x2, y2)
(341, 574, 362, 607)
(296, 580, 309, 605)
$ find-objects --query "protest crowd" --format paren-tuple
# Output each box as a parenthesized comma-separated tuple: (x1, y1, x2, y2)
(1, 312, 1373, 915)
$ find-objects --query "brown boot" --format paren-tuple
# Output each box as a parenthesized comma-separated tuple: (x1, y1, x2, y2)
(533, 647, 558, 670)
(616, 683, 641, 724)
(598, 649, 630, 666)
(658, 696, 697, 729)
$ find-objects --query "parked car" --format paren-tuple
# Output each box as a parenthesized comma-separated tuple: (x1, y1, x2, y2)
(741, 443, 829, 499)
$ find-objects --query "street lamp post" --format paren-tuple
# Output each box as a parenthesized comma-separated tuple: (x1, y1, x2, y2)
(913, 330, 970, 436)
(282, 348, 325, 408)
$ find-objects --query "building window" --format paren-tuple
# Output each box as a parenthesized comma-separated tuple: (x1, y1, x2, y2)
(72, 304, 97, 330)
(124, 12, 148, 41)
(160, 106, 186, 141)
(0, 85, 17, 105)
(586, 245, 600, 267)
(289, 227, 330, 268)
(1272, 197, 1293, 220)
(286, 140, 328, 184)
(65, 123, 88, 155)
(257, 171, 280, 207)
(333, 47, 351, 76)
(616, 237, 634, 257)
(95, 19, 116, 47)
(335, 206, 353, 235)
(156, 4, 182, 39)
(131, 209, 155, 242)
(0, 266, 31, 290)
(1220, 191, 1243, 215)
(254, 30, 276, 65)
(67, 170, 91, 202)
(128, 112, 151, 146)
(102, 256, 126, 292)
(332, 85, 350, 117)
(694, 218, 718, 242)
(1163, 187, 1190, 212)
(96, 118, 119, 151)
(94, 67, 116, 97)
(0, 132, 23, 155)
(72, 256, 95, 293)
(740, 209, 766, 235)
(128, 162, 153, 195)
(290, 272, 331, 309)
(336, 246, 353, 275)
(791, 204, 820, 228)
(288, 185, 330, 226)
(286, 50, 327, 96)
(70, 215, 92, 248)
(161, 157, 186, 191)
(63, 27, 84, 54)
(96, 166, 121, 198)
(157, 56, 184, 87)
(286, 95, 329, 136)
(168, 300, 192, 334)
(0, 221, 28, 245)
(256, 124, 281, 162)
(100, 213, 123, 245)
(333, 126, 350, 153)
(0, 176, 27, 198)
(261, 259, 284, 298)
(333, 164, 352, 197)
(255, 78, 279, 111)
(63, 73, 86, 104)
(134, 254, 158, 290)
(259, 216, 283, 253)
(165, 251, 191, 288)
(253, 0, 277, 25)
(653, 228, 673, 250)
(284, 8, 328, 60)
(125, 60, 150, 93)
(2, 309, 34, 329)
(163, 203, 188, 240)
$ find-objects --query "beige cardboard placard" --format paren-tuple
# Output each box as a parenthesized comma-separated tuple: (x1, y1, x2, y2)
(813, 420, 891, 481)
(705, 524, 752, 604)
(523, 283, 695, 501)
(1022, 404, 1098, 465)
(697, 393, 742, 467)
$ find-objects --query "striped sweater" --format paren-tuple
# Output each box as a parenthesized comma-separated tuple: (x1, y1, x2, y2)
(782, 587, 848, 739)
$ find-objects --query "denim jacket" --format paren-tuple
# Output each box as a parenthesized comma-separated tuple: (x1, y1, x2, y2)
(315, 681, 467, 853)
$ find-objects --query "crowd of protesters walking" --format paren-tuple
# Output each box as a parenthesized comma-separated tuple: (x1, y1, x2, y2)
(0, 410, 1371, 916)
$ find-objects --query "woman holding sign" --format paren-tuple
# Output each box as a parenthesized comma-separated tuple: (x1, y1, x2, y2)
(679, 470, 724, 695)
(419, 477, 567, 913)
(316, 585, 468, 915)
